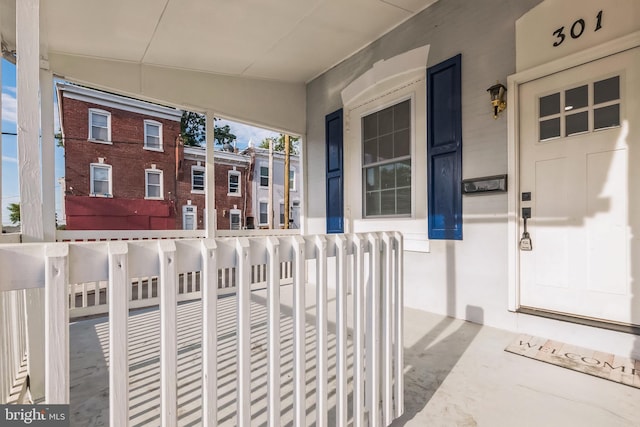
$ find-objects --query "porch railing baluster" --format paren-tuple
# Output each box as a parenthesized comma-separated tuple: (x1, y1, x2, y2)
(201, 239, 218, 427)
(315, 235, 328, 427)
(108, 242, 129, 427)
(44, 243, 69, 404)
(236, 237, 252, 426)
(159, 240, 178, 427)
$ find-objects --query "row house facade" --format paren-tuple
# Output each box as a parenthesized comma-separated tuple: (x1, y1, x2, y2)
(58, 83, 296, 231)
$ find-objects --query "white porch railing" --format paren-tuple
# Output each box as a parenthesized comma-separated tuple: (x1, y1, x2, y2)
(0, 232, 404, 426)
(0, 289, 28, 403)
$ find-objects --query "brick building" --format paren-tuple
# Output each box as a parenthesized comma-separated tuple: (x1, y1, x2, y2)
(178, 146, 253, 230)
(58, 83, 255, 231)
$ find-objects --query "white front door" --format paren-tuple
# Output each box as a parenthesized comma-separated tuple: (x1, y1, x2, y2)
(519, 47, 640, 325)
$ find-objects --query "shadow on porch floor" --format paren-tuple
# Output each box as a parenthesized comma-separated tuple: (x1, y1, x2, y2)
(68, 286, 640, 426)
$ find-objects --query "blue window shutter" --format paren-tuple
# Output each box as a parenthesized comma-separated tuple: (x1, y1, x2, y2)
(427, 54, 462, 240)
(326, 109, 344, 234)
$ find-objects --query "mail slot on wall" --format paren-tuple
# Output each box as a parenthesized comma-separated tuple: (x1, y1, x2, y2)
(462, 174, 507, 195)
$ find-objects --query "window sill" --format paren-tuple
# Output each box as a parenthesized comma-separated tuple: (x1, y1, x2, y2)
(144, 147, 164, 152)
(353, 217, 430, 253)
(191, 190, 205, 194)
(90, 193, 113, 198)
(227, 193, 241, 197)
(88, 139, 112, 145)
(145, 197, 164, 201)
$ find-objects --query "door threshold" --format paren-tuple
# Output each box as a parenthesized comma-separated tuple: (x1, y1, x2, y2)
(518, 307, 640, 336)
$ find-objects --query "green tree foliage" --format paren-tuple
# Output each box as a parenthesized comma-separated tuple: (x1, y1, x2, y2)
(259, 134, 300, 154)
(8, 203, 20, 224)
(180, 112, 238, 147)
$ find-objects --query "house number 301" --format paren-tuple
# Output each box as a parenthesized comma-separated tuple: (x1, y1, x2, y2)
(552, 10, 603, 47)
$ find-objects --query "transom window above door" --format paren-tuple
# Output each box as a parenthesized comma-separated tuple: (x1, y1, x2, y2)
(538, 75, 621, 141)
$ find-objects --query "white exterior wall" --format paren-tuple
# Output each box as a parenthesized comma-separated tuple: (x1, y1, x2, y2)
(306, 0, 640, 357)
(307, 0, 541, 324)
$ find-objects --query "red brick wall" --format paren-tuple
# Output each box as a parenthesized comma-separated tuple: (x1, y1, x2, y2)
(176, 158, 251, 230)
(62, 96, 181, 229)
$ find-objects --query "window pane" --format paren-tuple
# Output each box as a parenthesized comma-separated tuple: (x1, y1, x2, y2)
(280, 204, 285, 224)
(594, 76, 619, 104)
(146, 136, 160, 148)
(378, 107, 393, 135)
(92, 126, 107, 141)
(363, 137, 377, 165)
(565, 85, 588, 111)
(380, 190, 396, 215)
(396, 160, 411, 187)
(397, 187, 411, 214)
(94, 181, 109, 194)
(148, 185, 160, 198)
(378, 134, 393, 161)
(394, 129, 410, 157)
(259, 204, 268, 224)
(146, 124, 160, 137)
(539, 93, 560, 117)
(380, 164, 395, 189)
(594, 104, 620, 129)
(365, 167, 379, 191)
(94, 167, 108, 181)
(148, 173, 160, 185)
(394, 100, 410, 130)
(365, 192, 380, 216)
(92, 113, 107, 127)
(566, 111, 588, 136)
(362, 115, 377, 140)
(539, 118, 560, 140)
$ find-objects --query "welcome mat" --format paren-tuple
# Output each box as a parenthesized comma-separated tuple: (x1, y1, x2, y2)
(505, 335, 640, 389)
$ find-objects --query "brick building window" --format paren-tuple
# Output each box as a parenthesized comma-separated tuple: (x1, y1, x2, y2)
(230, 209, 241, 230)
(228, 170, 241, 196)
(144, 120, 163, 151)
(259, 201, 268, 225)
(192, 166, 205, 193)
(280, 203, 285, 225)
(89, 109, 111, 143)
(260, 166, 269, 187)
(145, 168, 163, 199)
(90, 163, 112, 197)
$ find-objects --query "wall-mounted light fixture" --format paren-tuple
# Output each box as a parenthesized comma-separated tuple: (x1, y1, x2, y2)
(487, 81, 507, 119)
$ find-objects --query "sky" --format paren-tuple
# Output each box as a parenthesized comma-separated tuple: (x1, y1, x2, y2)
(0, 61, 283, 226)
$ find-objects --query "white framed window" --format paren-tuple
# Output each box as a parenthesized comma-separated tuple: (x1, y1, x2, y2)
(289, 169, 296, 191)
(144, 120, 163, 151)
(88, 109, 111, 143)
(228, 170, 241, 196)
(90, 163, 112, 197)
(182, 204, 197, 230)
(279, 202, 285, 225)
(230, 209, 241, 230)
(362, 99, 411, 217)
(145, 168, 163, 199)
(343, 49, 429, 251)
(259, 166, 269, 187)
(259, 201, 268, 225)
(192, 166, 205, 193)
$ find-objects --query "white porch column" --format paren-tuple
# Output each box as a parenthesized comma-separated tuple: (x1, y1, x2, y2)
(41, 66, 56, 242)
(205, 112, 216, 237)
(0, 37, 3, 228)
(17, 0, 46, 401)
(17, 0, 44, 242)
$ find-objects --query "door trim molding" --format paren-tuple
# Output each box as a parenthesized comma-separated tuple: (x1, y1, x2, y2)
(506, 30, 640, 312)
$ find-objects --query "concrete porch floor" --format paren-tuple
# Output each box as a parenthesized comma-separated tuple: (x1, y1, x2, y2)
(68, 284, 640, 426)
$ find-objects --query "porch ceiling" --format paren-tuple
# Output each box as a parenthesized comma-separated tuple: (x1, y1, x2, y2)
(2, 0, 438, 84)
